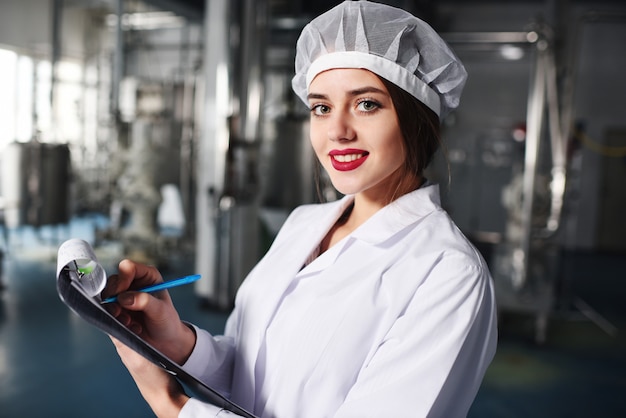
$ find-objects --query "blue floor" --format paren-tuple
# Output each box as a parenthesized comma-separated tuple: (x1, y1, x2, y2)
(0, 218, 625, 417)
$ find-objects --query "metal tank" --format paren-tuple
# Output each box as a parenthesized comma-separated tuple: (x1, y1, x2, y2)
(1, 141, 71, 228)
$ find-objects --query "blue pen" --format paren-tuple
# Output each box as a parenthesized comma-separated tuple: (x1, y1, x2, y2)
(101, 274, 201, 304)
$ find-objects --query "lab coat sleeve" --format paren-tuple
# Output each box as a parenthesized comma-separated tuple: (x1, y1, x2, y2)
(180, 398, 242, 417)
(181, 324, 235, 394)
(335, 257, 497, 418)
(178, 323, 242, 418)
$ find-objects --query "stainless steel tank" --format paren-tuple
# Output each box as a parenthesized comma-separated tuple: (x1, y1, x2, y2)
(1, 141, 71, 228)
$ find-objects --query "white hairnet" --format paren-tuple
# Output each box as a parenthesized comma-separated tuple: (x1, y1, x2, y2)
(291, 0, 467, 119)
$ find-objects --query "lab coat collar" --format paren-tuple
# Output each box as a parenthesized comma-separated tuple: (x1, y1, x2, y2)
(349, 183, 441, 244)
(301, 184, 442, 272)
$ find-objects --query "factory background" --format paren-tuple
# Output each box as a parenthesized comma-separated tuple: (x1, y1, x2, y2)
(0, 0, 624, 416)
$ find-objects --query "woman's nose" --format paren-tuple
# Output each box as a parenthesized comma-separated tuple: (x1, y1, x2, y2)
(327, 113, 356, 142)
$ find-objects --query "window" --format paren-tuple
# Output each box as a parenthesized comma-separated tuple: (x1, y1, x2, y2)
(0, 47, 95, 152)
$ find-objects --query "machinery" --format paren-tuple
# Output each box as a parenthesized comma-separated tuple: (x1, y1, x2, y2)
(438, 24, 570, 343)
(1, 140, 71, 230)
(1, 0, 622, 336)
(493, 26, 568, 343)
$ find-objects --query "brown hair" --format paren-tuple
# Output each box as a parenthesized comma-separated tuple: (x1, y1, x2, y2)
(380, 77, 442, 201)
(381, 78, 441, 175)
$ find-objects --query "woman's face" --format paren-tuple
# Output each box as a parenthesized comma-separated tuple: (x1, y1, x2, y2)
(308, 68, 406, 201)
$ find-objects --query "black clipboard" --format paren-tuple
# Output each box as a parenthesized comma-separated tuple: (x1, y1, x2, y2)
(56, 239, 256, 418)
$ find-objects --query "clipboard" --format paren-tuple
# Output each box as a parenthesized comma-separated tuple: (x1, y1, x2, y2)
(56, 238, 256, 418)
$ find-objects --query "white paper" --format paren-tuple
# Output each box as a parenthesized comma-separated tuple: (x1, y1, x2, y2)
(56, 238, 107, 297)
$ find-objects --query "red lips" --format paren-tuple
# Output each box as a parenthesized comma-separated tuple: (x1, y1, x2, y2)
(329, 149, 369, 171)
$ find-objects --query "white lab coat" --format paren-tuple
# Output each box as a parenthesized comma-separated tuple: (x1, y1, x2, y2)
(180, 184, 497, 418)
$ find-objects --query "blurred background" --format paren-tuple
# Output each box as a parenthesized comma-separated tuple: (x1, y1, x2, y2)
(0, 0, 624, 416)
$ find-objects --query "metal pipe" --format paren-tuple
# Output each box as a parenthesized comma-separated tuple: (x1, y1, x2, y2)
(238, 0, 267, 141)
(195, 0, 232, 305)
(51, 0, 63, 129)
(515, 40, 548, 290)
(179, 71, 197, 238)
(542, 47, 567, 236)
(222, 0, 267, 307)
(195, 0, 269, 309)
(111, 0, 124, 117)
(443, 31, 533, 44)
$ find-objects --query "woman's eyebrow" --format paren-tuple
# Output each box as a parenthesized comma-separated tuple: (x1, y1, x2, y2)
(347, 86, 387, 96)
(307, 92, 328, 100)
(307, 86, 387, 101)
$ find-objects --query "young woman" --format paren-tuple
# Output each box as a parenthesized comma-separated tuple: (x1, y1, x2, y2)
(104, 2, 497, 417)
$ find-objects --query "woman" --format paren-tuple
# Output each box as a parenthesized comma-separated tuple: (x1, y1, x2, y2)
(104, 1, 497, 417)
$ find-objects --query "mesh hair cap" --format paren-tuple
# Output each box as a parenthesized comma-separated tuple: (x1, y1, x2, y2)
(291, 0, 467, 119)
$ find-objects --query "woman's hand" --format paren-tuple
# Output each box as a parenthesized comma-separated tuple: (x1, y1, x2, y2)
(112, 336, 190, 417)
(102, 259, 196, 365)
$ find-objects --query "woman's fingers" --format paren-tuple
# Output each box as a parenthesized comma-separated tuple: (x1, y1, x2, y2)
(103, 260, 195, 363)
(103, 259, 164, 299)
(119, 259, 163, 286)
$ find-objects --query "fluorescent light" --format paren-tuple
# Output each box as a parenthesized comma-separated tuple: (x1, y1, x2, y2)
(499, 44, 524, 60)
(106, 11, 185, 30)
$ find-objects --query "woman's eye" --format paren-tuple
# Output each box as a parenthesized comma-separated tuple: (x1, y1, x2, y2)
(357, 100, 380, 112)
(311, 104, 330, 116)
